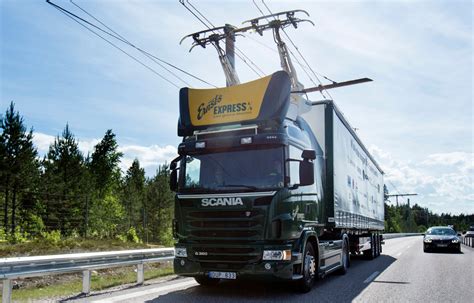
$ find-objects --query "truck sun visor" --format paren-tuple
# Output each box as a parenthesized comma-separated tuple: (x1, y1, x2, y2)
(178, 71, 291, 136)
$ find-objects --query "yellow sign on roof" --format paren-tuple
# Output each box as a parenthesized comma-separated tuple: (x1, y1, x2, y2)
(188, 75, 272, 126)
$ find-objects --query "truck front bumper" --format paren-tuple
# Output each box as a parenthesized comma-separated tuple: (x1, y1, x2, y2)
(173, 244, 301, 281)
(174, 257, 297, 280)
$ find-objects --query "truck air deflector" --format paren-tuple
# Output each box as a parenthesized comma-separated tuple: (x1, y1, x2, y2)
(178, 71, 291, 136)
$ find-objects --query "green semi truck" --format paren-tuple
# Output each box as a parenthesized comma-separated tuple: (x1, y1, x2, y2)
(169, 10, 384, 292)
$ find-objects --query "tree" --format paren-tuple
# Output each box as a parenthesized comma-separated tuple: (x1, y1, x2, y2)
(0, 102, 39, 237)
(122, 159, 146, 236)
(41, 124, 86, 235)
(89, 130, 123, 197)
(84, 129, 123, 237)
(146, 164, 174, 245)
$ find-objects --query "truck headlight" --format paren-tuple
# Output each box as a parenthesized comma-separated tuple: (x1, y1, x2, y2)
(262, 250, 291, 261)
(175, 247, 187, 258)
(424, 238, 432, 243)
(452, 239, 460, 243)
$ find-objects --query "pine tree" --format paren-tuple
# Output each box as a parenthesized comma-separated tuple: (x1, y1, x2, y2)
(89, 129, 123, 197)
(0, 102, 39, 237)
(122, 159, 146, 237)
(42, 124, 85, 235)
(86, 130, 123, 238)
(146, 164, 174, 245)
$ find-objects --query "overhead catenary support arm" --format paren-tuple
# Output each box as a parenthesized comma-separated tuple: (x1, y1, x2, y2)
(292, 78, 373, 94)
(181, 26, 240, 86)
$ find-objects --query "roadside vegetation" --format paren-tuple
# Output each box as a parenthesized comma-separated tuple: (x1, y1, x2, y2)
(0, 102, 174, 251)
(383, 198, 473, 233)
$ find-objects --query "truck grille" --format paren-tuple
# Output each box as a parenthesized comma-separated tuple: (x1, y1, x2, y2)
(185, 209, 265, 242)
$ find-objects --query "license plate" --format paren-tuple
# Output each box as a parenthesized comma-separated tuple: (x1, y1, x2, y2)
(437, 244, 448, 247)
(208, 271, 237, 280)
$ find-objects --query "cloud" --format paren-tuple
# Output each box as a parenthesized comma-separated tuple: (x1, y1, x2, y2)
(369, 145, 474, 215)
(32, 132, 55, 153)
(119, 144, 177, 175)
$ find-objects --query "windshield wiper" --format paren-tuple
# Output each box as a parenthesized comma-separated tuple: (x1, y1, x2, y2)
(218, 184, 258, 190)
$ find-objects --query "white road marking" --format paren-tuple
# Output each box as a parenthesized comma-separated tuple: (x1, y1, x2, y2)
(93, 279, 198, 303)
(363, 271, 380, 283)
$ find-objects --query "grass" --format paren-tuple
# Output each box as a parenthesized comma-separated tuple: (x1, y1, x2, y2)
(2, 264, 174, 302)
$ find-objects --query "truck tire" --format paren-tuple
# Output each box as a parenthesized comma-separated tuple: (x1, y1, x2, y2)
(297, 242, 317, 293)
(336, 239, 349, 275)
(195, 275, 220, 286)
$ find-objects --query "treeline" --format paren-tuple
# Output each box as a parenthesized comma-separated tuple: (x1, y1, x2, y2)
(0, 102, 174, 245)
(384, 201, 473, 233)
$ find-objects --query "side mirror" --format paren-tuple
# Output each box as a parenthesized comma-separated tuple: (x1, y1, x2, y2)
(170, 170, 178, 192)
(169, 156, 181, 192)
(302, 149, 316, 160)
(299, 160, 314, 186)
(457, 233, 462, 237)
(421, 233, 425, 236)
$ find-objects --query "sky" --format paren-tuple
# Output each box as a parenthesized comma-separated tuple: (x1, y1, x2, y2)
(0, 0, 472, 215)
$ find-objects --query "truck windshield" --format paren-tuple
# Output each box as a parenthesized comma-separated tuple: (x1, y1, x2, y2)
(180, 147, 284, 192)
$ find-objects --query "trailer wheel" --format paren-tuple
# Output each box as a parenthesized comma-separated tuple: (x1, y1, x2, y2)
(379, 235, 383, 254)
(364, 234, 375, 260)
(195, 275, 220, 286)
(375, 234, 380, 257)
(297, 241, 316, 293)
(336, 238, 349, 275)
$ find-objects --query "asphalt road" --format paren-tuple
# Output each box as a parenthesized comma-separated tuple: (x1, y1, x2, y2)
(69, 236, 473, 303)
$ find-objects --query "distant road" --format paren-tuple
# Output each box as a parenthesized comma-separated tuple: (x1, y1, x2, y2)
(69, 236, 473, 303)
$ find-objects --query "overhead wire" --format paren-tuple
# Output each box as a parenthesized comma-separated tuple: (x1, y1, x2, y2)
(260, 0, 333, 99)
(70, 0, 216, 88)
(252, 0, 325, 97)
(47, 0, 216, 88)
(50, 4, 180, 88)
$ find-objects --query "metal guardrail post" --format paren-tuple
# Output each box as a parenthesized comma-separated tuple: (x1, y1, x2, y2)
(82, 270, 91, 295)
(137, 263, 144, 285)
(2, 279, 12, 303)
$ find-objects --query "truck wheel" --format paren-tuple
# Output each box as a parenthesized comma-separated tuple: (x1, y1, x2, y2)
(336, 239, 349, 275)
(195, 275, 220, 286)
(297, 242, 316, 293)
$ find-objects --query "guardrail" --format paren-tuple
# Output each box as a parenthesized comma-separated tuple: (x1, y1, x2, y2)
(461, 235, 474, 248)
(0, 248, 174, 303)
